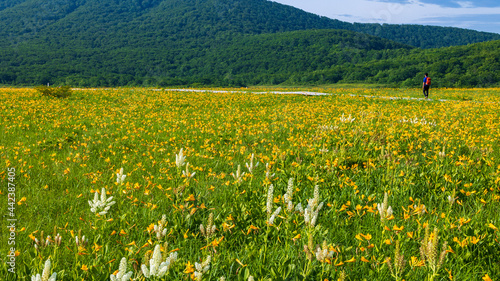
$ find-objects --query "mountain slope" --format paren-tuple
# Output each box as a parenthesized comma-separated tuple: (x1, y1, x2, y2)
(348, 23, 500, 49)
(0, 28, 413, 86)
(0, 0, 499, 87)
(1, 0, 499, 49)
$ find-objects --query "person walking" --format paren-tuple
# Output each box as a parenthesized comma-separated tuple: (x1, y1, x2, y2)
(423, 73, 431, 99)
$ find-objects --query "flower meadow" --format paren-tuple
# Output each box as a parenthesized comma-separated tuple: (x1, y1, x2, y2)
(1, 87, 500, 281)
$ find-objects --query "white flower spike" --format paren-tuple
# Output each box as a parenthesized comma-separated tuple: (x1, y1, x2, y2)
(116, 167, 126, 184)
(110, 257, 133, 281)
(88, 188, 116, 216)
(176, 148, 186, 168)
(31, 258, 57, 281)
(141, 245, 178, 278)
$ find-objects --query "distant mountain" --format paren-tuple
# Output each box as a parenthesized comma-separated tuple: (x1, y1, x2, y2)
(1, 0, 498, 48)
(347, 23, 500, 49)
(0, 0, 499, 87)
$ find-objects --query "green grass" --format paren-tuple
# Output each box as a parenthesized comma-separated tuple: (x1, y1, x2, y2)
(1, 87, 499, 280)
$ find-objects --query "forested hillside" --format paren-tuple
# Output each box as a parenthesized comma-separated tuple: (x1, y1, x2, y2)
(348, 23, 500, 49)
(0, 0, 499, 87)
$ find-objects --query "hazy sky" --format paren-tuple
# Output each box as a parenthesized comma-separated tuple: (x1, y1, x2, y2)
(271, 0, 500, 34)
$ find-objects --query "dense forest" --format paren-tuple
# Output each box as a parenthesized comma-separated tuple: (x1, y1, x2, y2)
(0, 0, 499, 87)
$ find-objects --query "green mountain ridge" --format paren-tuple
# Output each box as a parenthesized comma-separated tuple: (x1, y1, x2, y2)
(0, 0, 499, 87)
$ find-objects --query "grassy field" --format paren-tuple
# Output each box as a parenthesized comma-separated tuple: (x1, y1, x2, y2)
(1, 87, 500, 280)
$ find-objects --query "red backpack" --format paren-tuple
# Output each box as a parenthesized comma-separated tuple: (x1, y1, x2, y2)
(426, 77, 431, 85)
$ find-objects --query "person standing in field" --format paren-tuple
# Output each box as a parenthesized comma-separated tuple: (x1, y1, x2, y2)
(423, 73, 431, 99)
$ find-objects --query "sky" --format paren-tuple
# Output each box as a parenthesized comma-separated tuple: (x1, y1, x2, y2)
(271, 0, 500, 34)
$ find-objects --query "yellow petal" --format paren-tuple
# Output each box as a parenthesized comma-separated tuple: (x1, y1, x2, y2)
(393, 225, 404, 231)
(345, 257, 356, 263)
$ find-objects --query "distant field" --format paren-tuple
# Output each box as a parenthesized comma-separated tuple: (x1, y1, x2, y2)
(1, 88, 499, 280)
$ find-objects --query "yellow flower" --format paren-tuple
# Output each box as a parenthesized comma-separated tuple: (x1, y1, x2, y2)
(487, 223, 498, 231)
(17, 197, 26, 205)
(453, 237, 468, 248)
(392, 225, 404, 231)
(482, 274, 492, 281)
(184, 261, 195, 274)
(211, 236, 224, 247)
(409, 256, 425, 267)
(28, 233, 36, 241)
(445, 268, 453, 280)
(345, 257, 356, 263)
(93, 243, 102, 252)
(363, 233, 372, 240)
(458, 217, 471, 226)
(355, 234, 363, 241)
(470, 236, 480, 244)
(81, 264, 89, 271)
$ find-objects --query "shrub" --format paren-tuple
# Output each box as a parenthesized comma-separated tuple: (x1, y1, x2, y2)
(35, 85, 73, 98)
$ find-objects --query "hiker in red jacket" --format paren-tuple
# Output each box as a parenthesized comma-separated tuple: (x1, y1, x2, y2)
(423, 73, 431, 99)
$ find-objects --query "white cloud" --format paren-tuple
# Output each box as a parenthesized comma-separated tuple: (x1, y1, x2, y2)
(454, 1, 474, 8)
(271, 0, 500, 33)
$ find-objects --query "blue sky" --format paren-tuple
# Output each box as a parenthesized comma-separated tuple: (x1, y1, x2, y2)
(271, 0, 500, 34)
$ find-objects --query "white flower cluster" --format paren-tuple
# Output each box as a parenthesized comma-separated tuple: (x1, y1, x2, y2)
(377, 192, 393, 221)
(447, 189, 456, 206)
(266, 184, 281, 225)
(315, 241, 334, 262)
(438, 146, 446, 158)
(231, 164, 245, 183)
(200, 213, 216, 239)
(141, 245, 178, 278)
(116, 167, 126, 184)
(176, 148, 186, 168)
(54, 233, 62, 246)
(265, 162, 275, 179)
(33, 234, 53, 251)
(283, 178, 295, 213)
(88, 188, 116, 216)
(182, 162, 196, 179)
(340, 113, 355, 123)
(302, 185, 324, 228)
(400, 116, 436, 126)
(110, 257, 133, 281)
(245, 153, 259, 174)
(317, 125, 338, 131)
(154, 214, 168, 241)
(75, 235, 87, 247)
(194, 256, 211, 281)
(31, 259, 57, 281)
